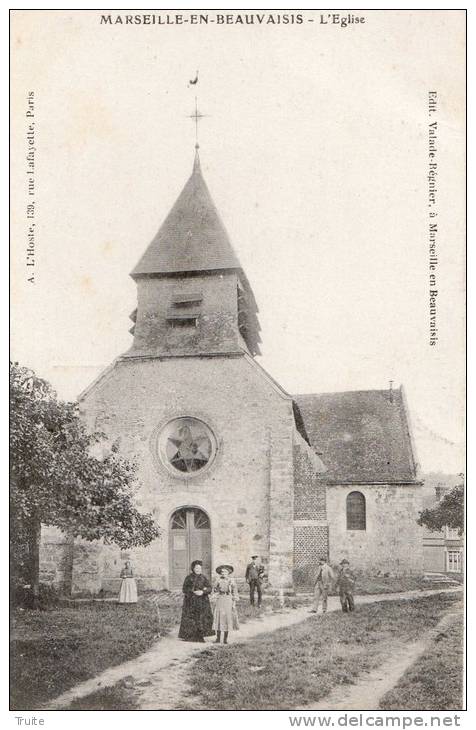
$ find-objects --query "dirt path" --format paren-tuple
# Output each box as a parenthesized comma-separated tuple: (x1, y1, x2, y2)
(298, 610, 461, 711)
(44, 587, 461, 710)
(299, 640, 428, 711)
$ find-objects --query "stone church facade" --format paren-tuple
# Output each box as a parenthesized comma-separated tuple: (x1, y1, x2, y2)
(40, 152, 423, 594)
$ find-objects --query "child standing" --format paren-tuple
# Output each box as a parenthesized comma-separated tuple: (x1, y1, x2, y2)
(213, 565, 239, 644)
(337, 559, 355, 612)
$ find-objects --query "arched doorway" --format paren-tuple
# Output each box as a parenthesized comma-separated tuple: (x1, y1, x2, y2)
(169, 507, 212, 588)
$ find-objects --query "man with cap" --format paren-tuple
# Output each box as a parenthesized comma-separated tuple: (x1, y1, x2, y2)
(309, 556, 334, 614)
(336, 559, 356, 612)
(245, 555, 265, 608)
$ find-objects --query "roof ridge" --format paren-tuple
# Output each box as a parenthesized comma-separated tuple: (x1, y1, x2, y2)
(294, 388, 402, 398)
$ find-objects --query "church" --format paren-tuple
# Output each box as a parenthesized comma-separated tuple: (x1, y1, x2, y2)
(40, 148, 423, 594)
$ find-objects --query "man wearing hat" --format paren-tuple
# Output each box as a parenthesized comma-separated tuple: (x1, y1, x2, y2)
(336, 559, 356, 612)
(309, 557, 334, 614)
(245, 555, 265, 608)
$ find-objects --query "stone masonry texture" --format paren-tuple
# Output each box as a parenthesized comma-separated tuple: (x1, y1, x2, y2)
(61, 354, 302, 593)
(327, 484, 424, 574)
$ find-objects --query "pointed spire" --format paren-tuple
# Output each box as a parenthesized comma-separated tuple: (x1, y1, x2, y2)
(193, 146, 201, 174)
(131, 152, 241, 277)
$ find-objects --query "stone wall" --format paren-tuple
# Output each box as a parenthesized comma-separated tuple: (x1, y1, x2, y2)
(293, 445, 326, 521)
(73, 353, 298, 593)
(423, 541, 447, 573)
(292, 441, 328, 585)
(39, 526, 73, 591)
(267, 419, 295, 589)
(327, 483, 423, 575)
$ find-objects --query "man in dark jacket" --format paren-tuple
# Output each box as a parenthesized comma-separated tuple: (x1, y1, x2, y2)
(336, 558, 356, 612)
(245, 555, 265, 608)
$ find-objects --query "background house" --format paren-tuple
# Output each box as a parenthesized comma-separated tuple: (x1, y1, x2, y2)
(421, 472, 464, 576)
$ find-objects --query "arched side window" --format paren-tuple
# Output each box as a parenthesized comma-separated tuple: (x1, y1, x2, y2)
(346, 491, 366, 530)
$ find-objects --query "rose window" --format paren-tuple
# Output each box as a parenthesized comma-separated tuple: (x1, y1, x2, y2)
(158, 417, 216, 474)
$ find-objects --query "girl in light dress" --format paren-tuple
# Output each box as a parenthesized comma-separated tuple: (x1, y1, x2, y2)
(118, 560, 138, 604)
(213, 565, 239, 644)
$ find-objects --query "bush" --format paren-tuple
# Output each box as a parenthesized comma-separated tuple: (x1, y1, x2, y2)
(12, 582, 63, 610)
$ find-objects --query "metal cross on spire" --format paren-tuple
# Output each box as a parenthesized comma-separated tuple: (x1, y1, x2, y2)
(188, 95, 208, 150)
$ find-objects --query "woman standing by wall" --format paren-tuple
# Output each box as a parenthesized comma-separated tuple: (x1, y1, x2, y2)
(118, 560, 138, 604)
(213, 565, 239, 644)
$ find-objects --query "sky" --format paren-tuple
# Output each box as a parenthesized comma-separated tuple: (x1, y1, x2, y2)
(11, 9, 465, 473)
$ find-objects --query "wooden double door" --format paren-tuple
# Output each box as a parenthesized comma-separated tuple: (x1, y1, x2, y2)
(169, 507, 212, 589)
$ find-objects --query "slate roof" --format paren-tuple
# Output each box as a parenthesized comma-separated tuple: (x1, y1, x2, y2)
(294, 388, 418, 484)
(131, 152, 241, 277)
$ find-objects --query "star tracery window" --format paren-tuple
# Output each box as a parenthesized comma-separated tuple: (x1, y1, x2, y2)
(158, 417, 216, 475)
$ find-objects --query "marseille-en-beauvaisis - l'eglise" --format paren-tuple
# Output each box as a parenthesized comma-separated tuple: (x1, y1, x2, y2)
(41, 149, 423, 593)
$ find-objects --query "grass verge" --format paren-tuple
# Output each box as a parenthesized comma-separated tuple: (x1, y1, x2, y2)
(351, 574, 462, 595)
(10, 589, 298, 710)
(10, 599, 161, 710)
(295, 574, 462, 597)
(379, 612, 464, 710)
(184, 593, 462, 710)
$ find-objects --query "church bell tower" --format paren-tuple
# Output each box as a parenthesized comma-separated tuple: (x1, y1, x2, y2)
(126, 150, 261, 360)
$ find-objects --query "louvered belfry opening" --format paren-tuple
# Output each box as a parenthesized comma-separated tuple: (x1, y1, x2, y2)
(128, 308, 137, 336)
(166, 290, 203, 327)
(237, 282, 261, 356)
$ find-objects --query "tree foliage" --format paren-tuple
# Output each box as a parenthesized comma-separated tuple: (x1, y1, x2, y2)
(417, 482, 464, 535)
(10, 362, 160, 599)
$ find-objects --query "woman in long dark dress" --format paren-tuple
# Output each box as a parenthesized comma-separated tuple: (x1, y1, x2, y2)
(178, 560, 214, 642)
